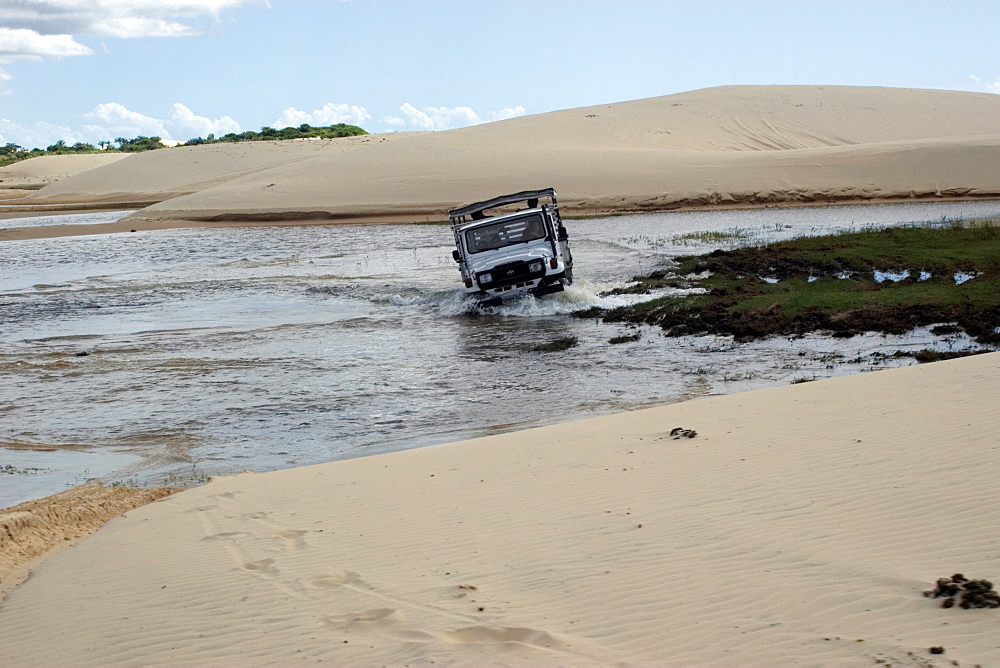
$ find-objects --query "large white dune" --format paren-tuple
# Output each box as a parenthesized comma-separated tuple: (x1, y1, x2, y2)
(17, 85, 1000, 230)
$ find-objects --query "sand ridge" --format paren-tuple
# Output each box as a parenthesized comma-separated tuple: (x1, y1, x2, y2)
(0, 353, 997, 665)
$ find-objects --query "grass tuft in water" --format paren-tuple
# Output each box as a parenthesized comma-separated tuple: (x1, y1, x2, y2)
(608, 333, 641, 344)
(533, 336, 578, 352)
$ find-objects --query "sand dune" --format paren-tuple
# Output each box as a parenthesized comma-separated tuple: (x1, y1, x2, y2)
(0, 153, 129, 181)
(0, 153, 130, 203)
(1, 353, 998, 665)
(11, 85, 1000, 236)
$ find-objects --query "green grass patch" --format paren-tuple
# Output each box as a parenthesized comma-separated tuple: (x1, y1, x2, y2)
(595, 221, 1000, 343)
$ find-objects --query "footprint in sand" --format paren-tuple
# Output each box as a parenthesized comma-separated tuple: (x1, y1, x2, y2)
(242, 511, 271, 520)
(383, 628, 437, 642)
(443, 626, 561, 647)
(276, 529, 310, 549)
(307, 571, 360, 588)
(323, 608, 395, 624)
(240, 558, 277, 573)
(202, 531, 250, 541)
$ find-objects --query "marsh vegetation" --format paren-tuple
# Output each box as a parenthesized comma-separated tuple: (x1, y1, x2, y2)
(593, 220, 1000, 344)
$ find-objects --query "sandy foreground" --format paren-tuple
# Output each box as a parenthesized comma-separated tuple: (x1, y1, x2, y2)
(0, 353, 998, 665)
(2, 85, 1000, 241)
(0, 483, 177, 598)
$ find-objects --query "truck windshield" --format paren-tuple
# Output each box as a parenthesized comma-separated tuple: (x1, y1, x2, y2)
(465, 214, 547, 254)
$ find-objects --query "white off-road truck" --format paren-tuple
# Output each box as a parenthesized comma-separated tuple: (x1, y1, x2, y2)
(449, 188, 573, 307)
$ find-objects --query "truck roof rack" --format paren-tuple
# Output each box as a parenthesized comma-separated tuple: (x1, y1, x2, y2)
(449, 188, 557, 222)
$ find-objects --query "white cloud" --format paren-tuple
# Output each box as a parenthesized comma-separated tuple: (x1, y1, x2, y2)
(0, 28, 93, 58)
(273, 103, 372, 129)
(78, 101, 244, 144)
(82, 102, 170, 140)
(487, 106, 528, 122)
(167, 103, 240, 138)
(0, 1, 263, 37)
(396, 103, 478, 131)
(89, 16, 200, 39)
(0, 27, 94, 88)
(0, 1, 264, 90)
(0, 118, 77, 149)
(382, 103, 527, 131)
(1, 100, 243, 148)
(969, 74, 1000, 95)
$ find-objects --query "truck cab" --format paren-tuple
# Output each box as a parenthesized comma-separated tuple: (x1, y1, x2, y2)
(449, 188, 573, 306)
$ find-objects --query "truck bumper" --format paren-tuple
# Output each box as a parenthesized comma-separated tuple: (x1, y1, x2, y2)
(530, 282, 566, 298)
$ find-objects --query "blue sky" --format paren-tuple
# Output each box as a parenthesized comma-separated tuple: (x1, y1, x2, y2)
(1, 0, 998, 149)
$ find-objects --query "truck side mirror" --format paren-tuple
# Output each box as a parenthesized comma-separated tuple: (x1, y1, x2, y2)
(452, 250, 461, 262)
(557, 226, 569, 241)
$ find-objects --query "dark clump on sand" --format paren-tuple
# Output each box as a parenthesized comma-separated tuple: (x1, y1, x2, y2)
(923, 573, 1000, 609)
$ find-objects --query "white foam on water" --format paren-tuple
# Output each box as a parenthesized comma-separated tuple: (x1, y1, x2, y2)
(874, 269, 910, 283)
(433, 279, 678, 317)
(954, 271, 978, 285)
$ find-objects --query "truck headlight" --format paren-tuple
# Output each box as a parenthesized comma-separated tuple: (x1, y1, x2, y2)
(528, 260, 543, 273)
(479, 272, 492, 285)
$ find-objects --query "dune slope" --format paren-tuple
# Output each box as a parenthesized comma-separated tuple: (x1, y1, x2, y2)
(0, 153, 131, 202)
(19, 85, 1000, 228)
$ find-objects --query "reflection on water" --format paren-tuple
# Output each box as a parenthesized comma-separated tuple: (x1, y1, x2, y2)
(3, 200, 999, 506)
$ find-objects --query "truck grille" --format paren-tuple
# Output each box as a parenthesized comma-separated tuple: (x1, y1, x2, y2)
(479, 260, 544, 288)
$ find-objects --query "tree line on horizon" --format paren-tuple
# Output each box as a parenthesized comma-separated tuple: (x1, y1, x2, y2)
(0, 123, 368, 168)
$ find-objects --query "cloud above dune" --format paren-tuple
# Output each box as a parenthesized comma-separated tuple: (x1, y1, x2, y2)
(2, 97, 533, 149)
(968, 74, 1000, 95)
(382, 103, 527, 131)
(0, 0, 264, 90)
(273, 103, 372, 129)
(169, 103, 241, 138)
(82, 102, 170, 140)
(74, 101, 242, 145)
(0, 117, 78, 149)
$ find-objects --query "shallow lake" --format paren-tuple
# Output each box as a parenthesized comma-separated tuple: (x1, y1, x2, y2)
(3, 199, 999, 506)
